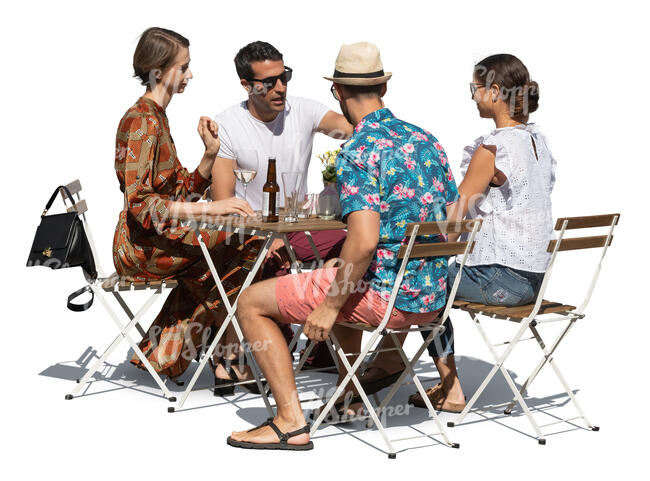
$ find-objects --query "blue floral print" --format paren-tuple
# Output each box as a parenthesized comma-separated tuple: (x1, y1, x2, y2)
(337, 108, 458, 312)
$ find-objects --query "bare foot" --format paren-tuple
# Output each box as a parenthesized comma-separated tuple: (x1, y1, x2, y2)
(443, 382, 466, 404)
(230, 417, 310, 446)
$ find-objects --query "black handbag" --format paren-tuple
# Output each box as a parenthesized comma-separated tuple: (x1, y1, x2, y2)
(27, 185, 98, 311)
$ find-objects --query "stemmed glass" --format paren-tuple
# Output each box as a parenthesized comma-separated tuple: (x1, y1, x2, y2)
(233, 149, 260, 205)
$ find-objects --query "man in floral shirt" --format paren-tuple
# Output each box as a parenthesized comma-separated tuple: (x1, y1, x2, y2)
(336, 103, 457, 314)
(227, 42, 457, 451)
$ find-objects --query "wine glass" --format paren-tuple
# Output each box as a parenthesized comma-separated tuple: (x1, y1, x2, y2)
(233, 149, 260, 205)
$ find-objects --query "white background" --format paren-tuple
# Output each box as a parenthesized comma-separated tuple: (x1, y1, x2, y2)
(1, 0, 647, 479)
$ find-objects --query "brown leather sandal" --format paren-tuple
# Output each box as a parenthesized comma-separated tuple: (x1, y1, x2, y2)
(408, 382, 444, 407)
(408, 383, 466, 413)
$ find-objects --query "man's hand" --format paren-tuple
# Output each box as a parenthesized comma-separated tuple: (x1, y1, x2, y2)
(265, 237, 290, 265)
(304, 303, 340, 342)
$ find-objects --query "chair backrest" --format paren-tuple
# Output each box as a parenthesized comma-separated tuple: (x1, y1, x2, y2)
(373, 219, 483, 331)
(547, 213, 619, 253)
(398, 219, 481, 259)
(59, 179, 105, 278)
(59, 179, 89, 216)
(532, 213, 620, 317)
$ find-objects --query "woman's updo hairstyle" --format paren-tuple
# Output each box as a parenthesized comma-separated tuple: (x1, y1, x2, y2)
(474, 54, 539, 122)
(133, 27, 190, 87)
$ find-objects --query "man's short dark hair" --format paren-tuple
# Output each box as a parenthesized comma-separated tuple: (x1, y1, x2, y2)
(234, 41, 283, 80)
(340, 83, 385, 99)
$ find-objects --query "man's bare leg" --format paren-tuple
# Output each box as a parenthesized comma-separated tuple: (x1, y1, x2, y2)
(433, 355, 465, 403)
(229, 278, 309, 446)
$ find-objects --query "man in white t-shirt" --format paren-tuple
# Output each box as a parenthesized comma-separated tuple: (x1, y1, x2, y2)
(211, 41, 351, 259)
(211, 41, 352, 370)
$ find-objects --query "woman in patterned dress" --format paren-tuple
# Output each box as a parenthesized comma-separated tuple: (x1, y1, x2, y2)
(113, 27, 258, 380)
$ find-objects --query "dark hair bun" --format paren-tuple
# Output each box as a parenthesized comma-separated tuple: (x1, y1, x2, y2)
(513, 80, 539, 118)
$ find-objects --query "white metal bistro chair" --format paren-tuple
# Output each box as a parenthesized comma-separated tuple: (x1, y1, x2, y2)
(307, 219, 482, 459)
(59, 180, 182, 404)
(447, 213, 620, 445)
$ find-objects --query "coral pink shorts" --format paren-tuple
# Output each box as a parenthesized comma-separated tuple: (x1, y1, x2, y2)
(275, 268, 441, 329)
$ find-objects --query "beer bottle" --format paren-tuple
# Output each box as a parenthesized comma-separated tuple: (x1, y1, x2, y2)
(262, 157, 279, 222)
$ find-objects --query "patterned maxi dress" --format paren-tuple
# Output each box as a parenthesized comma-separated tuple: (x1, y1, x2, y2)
(113, 96, 261, 378)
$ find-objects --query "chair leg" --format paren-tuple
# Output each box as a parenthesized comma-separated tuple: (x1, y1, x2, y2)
(367, 324, 444, 429)
(451, 314, 529, 427)
(68, 287, 173, 400)
(111, 291, 147, 338)
(294, 333, 315, 377)
(388, 332, 456, 447)
(497, 359, 546, 442)
(171, 312, 233, 412)
(451, 312, 545, 443)
(170, 230, 276, 415)
(229, 316, 275, 417)
(504, 320, 576, 415)
(309, 330, 381, 434)
(325, 338, 340, 373)
(287, 324, 304, 354)
(329, 331, 397, 457)
(529, 325, 597, 430)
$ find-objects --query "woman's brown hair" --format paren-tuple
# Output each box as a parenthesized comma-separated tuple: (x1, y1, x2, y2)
(133, 27, 190, 87)
(474, 54, 539, 122)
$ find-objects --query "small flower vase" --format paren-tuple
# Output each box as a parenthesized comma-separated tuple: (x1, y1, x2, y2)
(318, 181, 341, 220)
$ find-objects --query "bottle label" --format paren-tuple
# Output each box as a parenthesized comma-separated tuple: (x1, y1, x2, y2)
(262, 192, 270, 217)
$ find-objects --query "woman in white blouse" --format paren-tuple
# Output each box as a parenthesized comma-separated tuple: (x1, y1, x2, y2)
(408, 54, 557, 412)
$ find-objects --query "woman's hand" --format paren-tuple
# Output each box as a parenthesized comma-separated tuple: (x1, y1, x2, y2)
(206, 197, 255, 217)
(198, 116, 220, 157)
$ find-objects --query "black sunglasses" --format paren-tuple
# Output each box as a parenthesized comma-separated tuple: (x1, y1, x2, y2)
(330, 84, 340, 101)
(247, 66, 293, 91)
(469, 82, 486, 96)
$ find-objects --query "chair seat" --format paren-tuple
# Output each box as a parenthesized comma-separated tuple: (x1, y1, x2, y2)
(101, 273, 178, 292)
(452, 299, 576, 320)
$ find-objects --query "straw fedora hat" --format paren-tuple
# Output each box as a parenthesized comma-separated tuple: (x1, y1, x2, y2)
(323, 42, 392, 86)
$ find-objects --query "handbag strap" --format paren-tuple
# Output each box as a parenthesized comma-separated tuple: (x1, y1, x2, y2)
(43, 185, 76, 217)
(67, 285, 94, 312)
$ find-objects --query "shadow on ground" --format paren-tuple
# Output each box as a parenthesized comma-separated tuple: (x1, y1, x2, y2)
(42, 346, 587, 454)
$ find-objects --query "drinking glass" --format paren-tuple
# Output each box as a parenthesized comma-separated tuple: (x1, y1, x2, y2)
(298, 193, 318, 218)
(317, 194, 337, 220)
(233, 149, 260, 204)
(281, 172, 303, 222)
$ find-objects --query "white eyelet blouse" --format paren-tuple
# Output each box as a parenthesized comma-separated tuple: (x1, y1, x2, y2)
(457, 123, 557, 273)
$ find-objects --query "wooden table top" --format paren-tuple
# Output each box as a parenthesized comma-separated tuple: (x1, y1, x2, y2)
(175, 213, 346, 233)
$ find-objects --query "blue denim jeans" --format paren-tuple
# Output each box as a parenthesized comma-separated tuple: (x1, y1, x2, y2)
(423, 263, 545, 358)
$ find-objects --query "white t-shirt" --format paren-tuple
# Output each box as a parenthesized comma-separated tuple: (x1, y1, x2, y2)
(457, 123, 557, 272)
(214, 95, 330, 210)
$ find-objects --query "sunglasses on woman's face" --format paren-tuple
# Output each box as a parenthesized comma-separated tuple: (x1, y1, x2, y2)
(469, 82, 486, 96)
(248, 67, 293, 91)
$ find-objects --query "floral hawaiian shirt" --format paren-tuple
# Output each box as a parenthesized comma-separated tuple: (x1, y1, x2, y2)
(337, 108, 458, 313)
